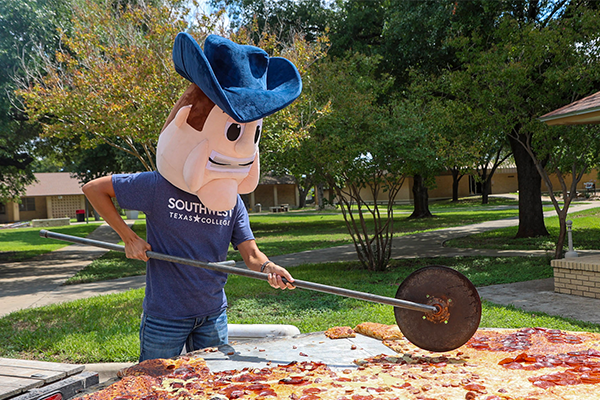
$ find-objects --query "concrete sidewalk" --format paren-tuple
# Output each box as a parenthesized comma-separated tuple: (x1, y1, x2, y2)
(271, 200, 600, 266)
(0, 221, 141, 317)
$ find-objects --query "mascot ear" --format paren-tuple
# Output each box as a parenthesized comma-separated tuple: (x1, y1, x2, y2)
(174, 105, 192, 128)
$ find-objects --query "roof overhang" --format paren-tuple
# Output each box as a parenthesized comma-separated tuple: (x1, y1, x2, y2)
(539, 108, 600, 125)
(539, 91, 600, 126)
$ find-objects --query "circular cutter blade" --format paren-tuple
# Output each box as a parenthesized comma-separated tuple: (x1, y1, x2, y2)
(394, 265, 481, 352)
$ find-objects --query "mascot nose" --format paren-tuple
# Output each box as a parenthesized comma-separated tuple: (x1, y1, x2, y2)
(235, 128, 257, 157)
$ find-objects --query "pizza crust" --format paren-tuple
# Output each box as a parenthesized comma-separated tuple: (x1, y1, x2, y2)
(79, 326, 600, 400)
(354, 322, 403, 340)
(324, 326, 356, 339)
(117, 355, 210, 378)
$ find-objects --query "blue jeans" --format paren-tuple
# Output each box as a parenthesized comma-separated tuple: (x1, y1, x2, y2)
(139, 310, 228, 361)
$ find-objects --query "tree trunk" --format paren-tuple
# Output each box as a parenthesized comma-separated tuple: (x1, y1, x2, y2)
(555, 216, 567, 259)
(316, 183, 325, 210)
(552, 191, 575, 259)
(451, 168, 462, 202)
(509, 134, 549, 238)
(409, 174, 433, 218)
(298, 188, 308, 208)
(297, 178, 312, 209)
(481, 178, 491, 205)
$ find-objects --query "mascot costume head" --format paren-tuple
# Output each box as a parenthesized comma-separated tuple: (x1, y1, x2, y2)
(156, 33, 302, 212)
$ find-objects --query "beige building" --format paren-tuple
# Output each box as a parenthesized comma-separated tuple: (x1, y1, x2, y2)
(323, 166, 597, 205)
(245, 174, 300, 210)
(0, 173, 87, 223)
(1, 172, 303, 222)
(3, 166, 596, 223)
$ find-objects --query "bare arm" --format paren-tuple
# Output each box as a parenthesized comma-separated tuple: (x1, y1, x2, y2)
(238, 239, 295, 290)
(82, 176, 151, 261)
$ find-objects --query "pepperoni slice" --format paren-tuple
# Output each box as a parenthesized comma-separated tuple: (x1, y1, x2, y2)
(279, 376, 309, 385)
(463, 383, 486, 393)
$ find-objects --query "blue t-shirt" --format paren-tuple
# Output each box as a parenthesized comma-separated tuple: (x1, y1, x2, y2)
(112, 171, 254, 320)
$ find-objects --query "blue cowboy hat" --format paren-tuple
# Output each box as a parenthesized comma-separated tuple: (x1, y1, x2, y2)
(172, 33, 302, 123)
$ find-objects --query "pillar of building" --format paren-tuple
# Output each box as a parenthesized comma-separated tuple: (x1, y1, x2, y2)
(295, 186, 300, 208)
(46, 197, 53, 219)
(8, 202, 20, 222)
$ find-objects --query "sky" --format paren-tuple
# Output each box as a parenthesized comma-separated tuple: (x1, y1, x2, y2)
(188, 0, 231, 30)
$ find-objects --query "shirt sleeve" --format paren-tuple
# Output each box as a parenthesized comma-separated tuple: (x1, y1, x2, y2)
(112, 172, 157, 216)
(230, 196, 255, 249)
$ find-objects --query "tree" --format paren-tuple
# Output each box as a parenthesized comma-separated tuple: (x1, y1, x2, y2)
(327, 0, 388, 58)
(215, 0, 389, 58)
(400, 101, 443, 219)
(524, 122, 600, 257)
(16, 0, 206, 171)
(213, 0, 336, 43)
(2, 0, 161, 198)
(312, 54, 397, 270)
(418, 1, 600, 238)
(0, 0, 75, 201)
(34, 136, 147, 182)
(18, 0, 329, 180)
(380, 1, 503, 213)
(301, 54, 441, 270)
(473, 142, 512, 204)
(423, 99, 479, 202)
(231, 23, 331, 153)
(227, 20, 332, 204)
(0, 125, 36, 202)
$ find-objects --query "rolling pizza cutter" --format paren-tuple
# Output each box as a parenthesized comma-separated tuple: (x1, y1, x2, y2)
(40, 230, 481, 353)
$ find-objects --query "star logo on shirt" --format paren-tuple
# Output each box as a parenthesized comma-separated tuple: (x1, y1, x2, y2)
(194, 215, 201, 223)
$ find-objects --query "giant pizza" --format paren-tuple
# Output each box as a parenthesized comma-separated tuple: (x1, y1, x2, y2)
(77, 323, 600, 400)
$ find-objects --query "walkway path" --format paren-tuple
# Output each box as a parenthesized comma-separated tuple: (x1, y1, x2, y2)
(272, 200, 600, 266)
(0, 221, 138, 317)
(3, 202, 600, 319)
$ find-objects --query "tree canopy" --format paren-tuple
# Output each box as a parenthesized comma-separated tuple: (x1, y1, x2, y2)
(0, 0, 74, 202)
(17, 0, 198, 171)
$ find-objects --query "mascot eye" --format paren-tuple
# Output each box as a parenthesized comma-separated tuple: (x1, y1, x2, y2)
(254, 126, 261, 143)
(226, 123, 242, 141)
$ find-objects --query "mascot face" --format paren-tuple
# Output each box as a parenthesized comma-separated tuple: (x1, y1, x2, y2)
(157, 84, 261, 212)
(158, 33, 301, 211)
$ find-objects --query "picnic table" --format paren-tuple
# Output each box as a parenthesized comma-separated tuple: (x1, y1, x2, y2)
(269, 204, 289, 213)
(0, 358, 97, 400)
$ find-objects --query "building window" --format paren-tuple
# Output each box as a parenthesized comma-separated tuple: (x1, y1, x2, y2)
(19, 197, 36, 212)
(0, 203, 5, 214)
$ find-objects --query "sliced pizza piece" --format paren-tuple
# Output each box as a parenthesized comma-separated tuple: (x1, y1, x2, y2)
(117, 355, 209, 378)
(354, 322, 403, 340)
(77, 375, 160, 400)
(324, 326, 356, 339)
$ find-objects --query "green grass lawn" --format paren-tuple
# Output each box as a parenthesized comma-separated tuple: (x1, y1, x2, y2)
(235, 196, 562, 258)
(4, 255, 598, 364)
(64, 198, 530, 283)
(0, 224, 104, 262)
(446, 207, 600, 250)
(63, 223, 147, 285)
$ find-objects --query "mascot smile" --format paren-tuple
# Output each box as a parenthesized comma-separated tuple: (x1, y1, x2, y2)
(157, 33, 302, 211)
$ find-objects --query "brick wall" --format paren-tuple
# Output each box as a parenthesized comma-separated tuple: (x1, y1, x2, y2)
(551, 255, 600, 299)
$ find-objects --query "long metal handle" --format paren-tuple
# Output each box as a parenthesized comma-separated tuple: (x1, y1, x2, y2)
(40, 230, 437, 313)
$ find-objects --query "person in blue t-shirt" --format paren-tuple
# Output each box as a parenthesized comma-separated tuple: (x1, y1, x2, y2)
(83, 171, 294, 361)
(82, 33, 301, 361)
